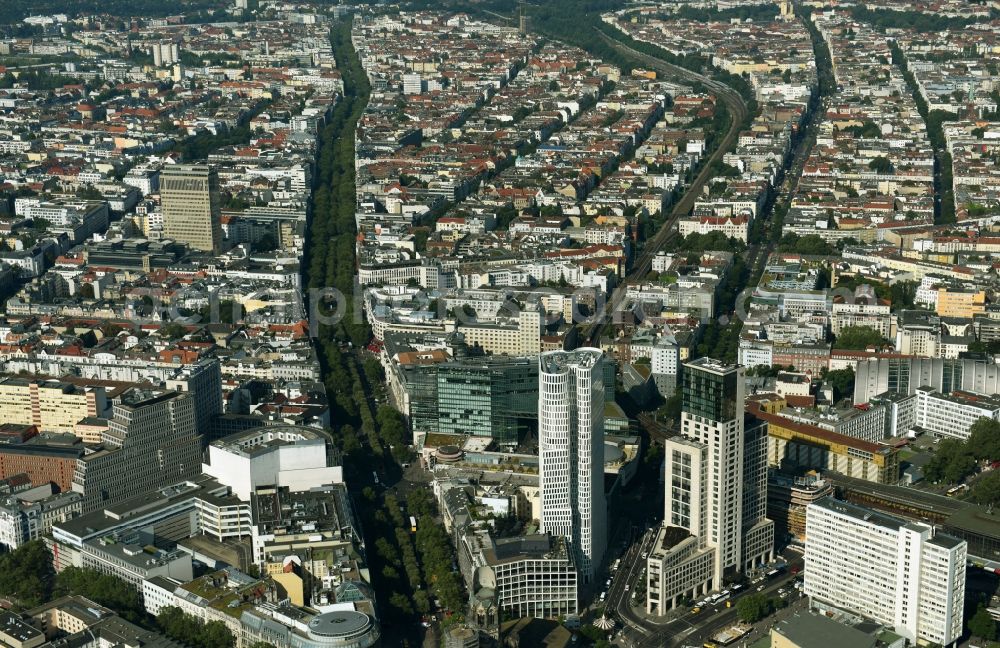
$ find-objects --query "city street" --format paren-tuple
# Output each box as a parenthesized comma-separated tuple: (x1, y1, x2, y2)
(602, 542, 805, 648)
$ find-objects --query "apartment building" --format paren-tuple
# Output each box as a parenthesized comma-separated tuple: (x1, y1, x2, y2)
(161, 164, 223, 253)
(804, 497, 965, 646)
(0, 378, 107, 435)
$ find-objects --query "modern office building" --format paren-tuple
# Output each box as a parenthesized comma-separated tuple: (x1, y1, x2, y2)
(751, 404, 901, 484)
(462, 531, 577, 621)
(72, 389, 203, 513)
(161, 164, 223, 253)
(766, 471, 833, 543)
(804, 497, 966, 646)
(400, 355, 538, 446)
(646, 358, 773, 614)
(538, 348, 607, 583)
(164, 358, 224, 440)
(913, 386, 1000, 440)
(775, 403, 887, 443)
(853, 356, 1000, 404)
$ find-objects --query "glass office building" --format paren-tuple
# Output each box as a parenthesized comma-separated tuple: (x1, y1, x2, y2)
(681, 357, 741, 423)
(404, 357, 538, 445)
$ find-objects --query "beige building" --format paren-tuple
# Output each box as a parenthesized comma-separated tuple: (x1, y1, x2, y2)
(161, 164, 223, 253)
(0, 378, 107, 435)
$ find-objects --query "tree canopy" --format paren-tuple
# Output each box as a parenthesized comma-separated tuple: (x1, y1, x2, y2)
(833, 326, 887, 350)
(157, 607, 235, 648)
(735, 594, 775, 623)
(924, 438, 976, 484)
(824, 367, 855, 401)
(0, 540, 55, 608)
(969, 604, 998, 641)
(54, 567, 143, 622)
(776, 233, 836, 256)
(967, 418, 1000, 462)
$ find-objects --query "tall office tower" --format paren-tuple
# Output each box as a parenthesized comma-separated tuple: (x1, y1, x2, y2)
(538, 348, 607, 583)
(72, 389, 203, 513)
(805, 497, 966, 646)
(680, 357, 746, 586)
(741, 418, 775, 572)
(161, 164, 223, 253)
(647, 357, 772, 615)
(164, 357, 223, 442)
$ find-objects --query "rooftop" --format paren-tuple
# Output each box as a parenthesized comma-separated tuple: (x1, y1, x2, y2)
(685, 356, 739, 375)
(773, 610, 877, 648)
(539, 347, 603, 374)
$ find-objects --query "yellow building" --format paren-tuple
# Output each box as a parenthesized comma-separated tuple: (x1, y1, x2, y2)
(752, 407, 899, 484)
(0, 378, 107, 435)
(936, 287, 986, 318)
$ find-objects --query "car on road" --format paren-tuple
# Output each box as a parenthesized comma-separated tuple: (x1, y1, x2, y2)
(691, 607, 701, 615)
(624, 584, 630, 592)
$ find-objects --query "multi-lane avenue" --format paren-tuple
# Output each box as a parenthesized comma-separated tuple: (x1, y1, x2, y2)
(603, 538, 805, 648)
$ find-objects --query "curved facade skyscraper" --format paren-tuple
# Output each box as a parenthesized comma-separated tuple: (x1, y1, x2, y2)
(538, 348, 606, 583)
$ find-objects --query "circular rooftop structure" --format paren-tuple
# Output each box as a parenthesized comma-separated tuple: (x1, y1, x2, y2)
(603, 441, 624, 465)
(436, 445, 463, 462)
(307, 611, 373, 641)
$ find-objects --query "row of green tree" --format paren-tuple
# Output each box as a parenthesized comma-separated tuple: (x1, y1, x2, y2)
(924, 418, 1000, 502)
(0, 542, 238, 648)
(890, 41, 956, 223)
(361, 484, 465, 627)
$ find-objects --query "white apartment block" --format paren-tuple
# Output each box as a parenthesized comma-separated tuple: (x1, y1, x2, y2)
(804, 498, 965, 647)
(538, 348, 607, 583)
(831, 299, 891, 337)
(914, 386, 1000, 440)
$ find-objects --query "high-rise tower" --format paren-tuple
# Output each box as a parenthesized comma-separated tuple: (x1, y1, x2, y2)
(161, 164, 223, 253)
(72, 389, 203, 513)
(538, 348, 607, 583)
(647, 357, 773, 614)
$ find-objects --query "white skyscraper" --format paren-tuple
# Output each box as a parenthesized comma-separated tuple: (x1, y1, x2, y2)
(805, 497, 966, 647)
(538, 348, 607, 583)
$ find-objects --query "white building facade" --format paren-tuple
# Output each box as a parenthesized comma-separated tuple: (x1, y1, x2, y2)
(538, 348, 607, 583)
(804, 497, 966, 646)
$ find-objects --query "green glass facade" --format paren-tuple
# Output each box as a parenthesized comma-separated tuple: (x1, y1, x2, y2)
(682, 360, 739, 423)
(406, 357, 538, 445)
